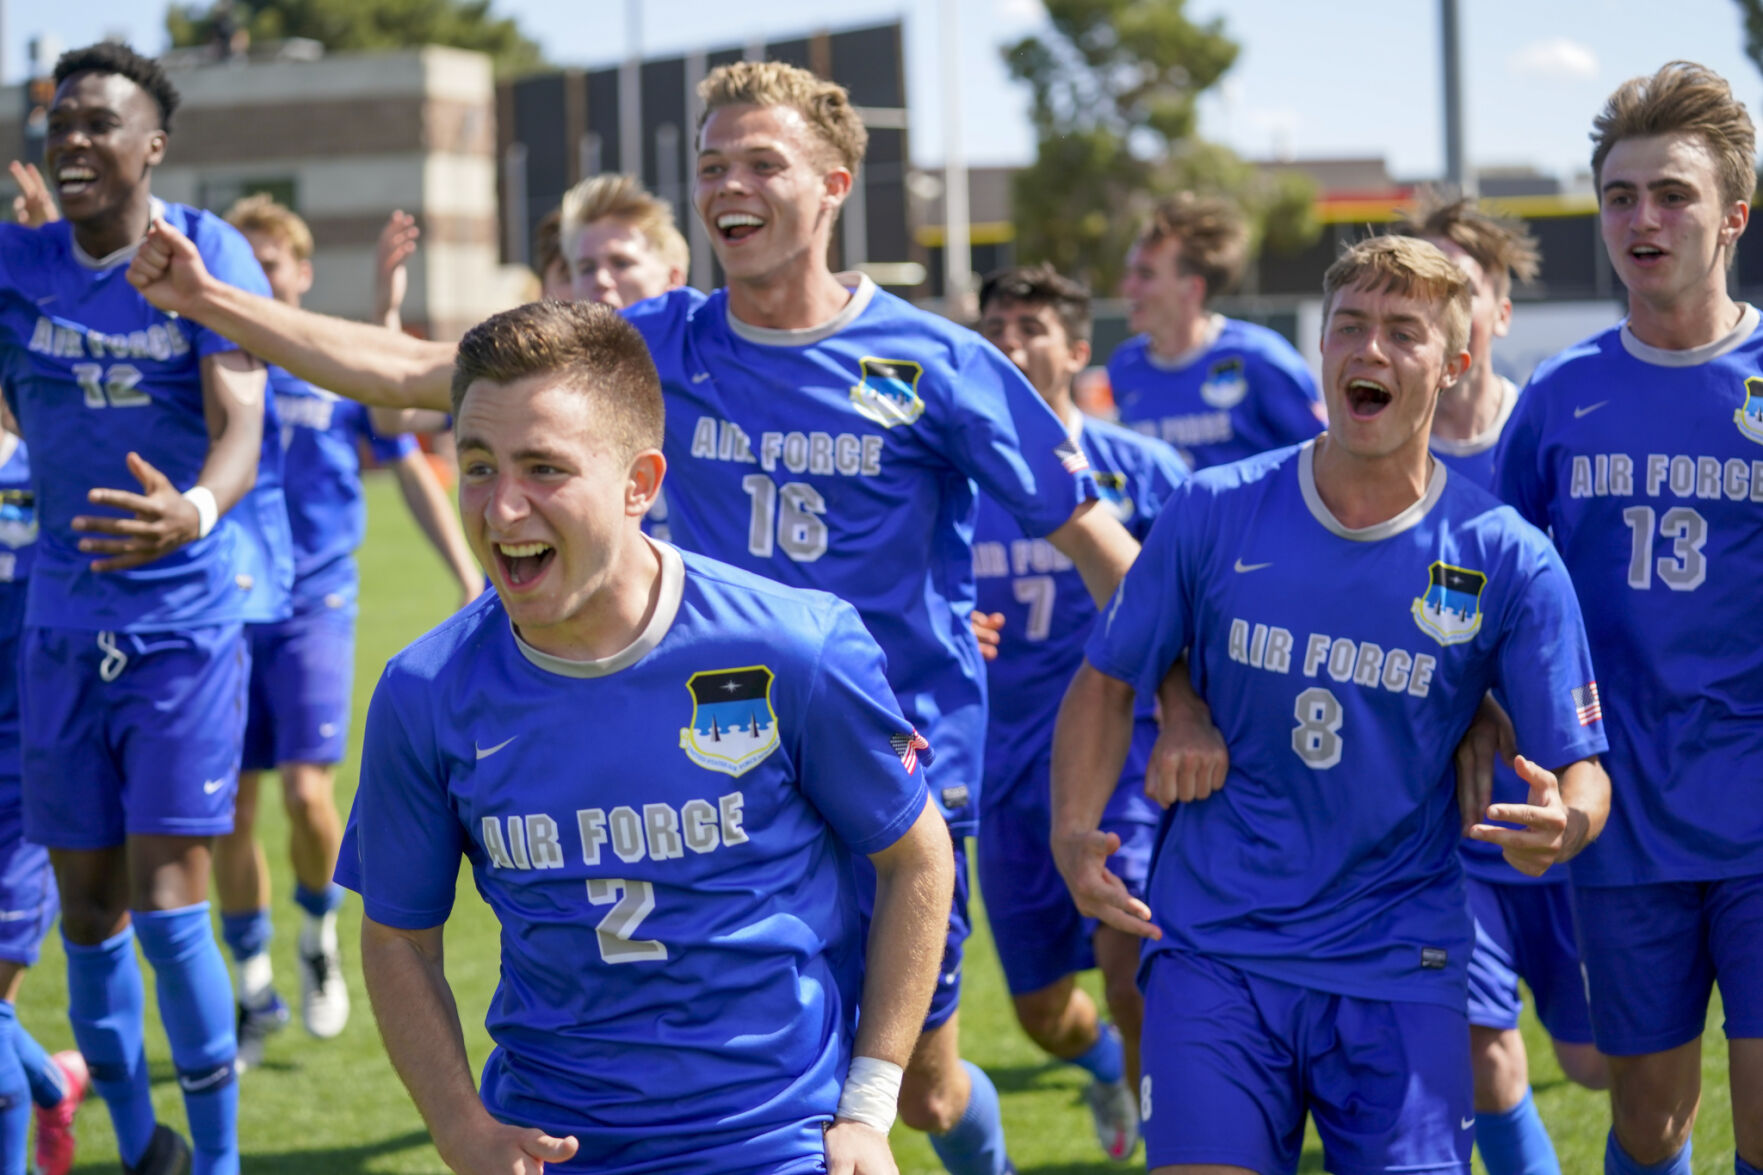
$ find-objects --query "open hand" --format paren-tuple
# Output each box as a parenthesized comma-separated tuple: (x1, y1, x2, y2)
(1455, 692, 1517, 835)
(1052, 826, 1160, 940)
(375, 210, 420, 325)
(72, 452, 203, 571)
(970, 611, 1004, 662)
(9, 162, 58, 227)
(438, 1118, 579, 1174)
(1469, 754, 1568, 878)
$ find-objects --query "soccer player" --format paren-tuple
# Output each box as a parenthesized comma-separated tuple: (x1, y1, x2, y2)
(0, 428, 91, 1175)
(1, 43, 267, 1175)
(971, 263, 1186, 1161)
(1109, 193, 1323, 468)
(340, 298, 955, 1174)
(213, 195, 480, 1068)
(125, 60, 1139, 1175)
(1391, 199, 1609, 1175)
(560, 172, 689, 308)
(531, 208, 573, 301)
(1493, 61, 1763, 1175)
(1055, 235, 1611, 1175)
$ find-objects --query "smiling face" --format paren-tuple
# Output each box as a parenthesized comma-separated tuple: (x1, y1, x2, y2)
(569, 217, 679, 308)
(1600, 131, 1748, 313)
(1120, 236, 1205, 341)
(695, 102, 849, 286)
(45, 70, 165, 229)
(1320, 283, 1469, 462)
(978, 297, 1090, 408)
(456, 375, 660, 651)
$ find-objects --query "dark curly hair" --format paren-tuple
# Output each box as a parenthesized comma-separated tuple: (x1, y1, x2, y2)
(53, 42, 180, 133)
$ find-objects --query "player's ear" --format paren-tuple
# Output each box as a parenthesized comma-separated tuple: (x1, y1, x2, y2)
(1492, 295, 1513, 339)
(1439, 345, 1472, 390)
(1067, 337, 1093, 373)
(627, 449, 666, 517)
(1721, 198, 1749, 253)
(294, 258, 315, 297)
(144, 129, 168, 168)
(821, 165, 853, 213)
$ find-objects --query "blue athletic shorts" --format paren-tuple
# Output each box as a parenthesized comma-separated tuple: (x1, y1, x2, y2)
(1574, 874, 1763, 1055)
(1140, 950, 1473, 1174)
(242, 604, 355, 771)
(21, 624, 248, 848)
(1465, 876, 1594, 1043)
(0, 789, 55, 965)
(977, 778, 1155, 996)
(855, 837, 970, 1031)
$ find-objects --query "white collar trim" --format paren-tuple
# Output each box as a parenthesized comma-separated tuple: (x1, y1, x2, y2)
(726, 272, 877, 346)
(1620, 303, 1760, 367)
(1429, 377, 1518, 459)
(512, 538, 684, 678)
(1298, 439, 1447, 542)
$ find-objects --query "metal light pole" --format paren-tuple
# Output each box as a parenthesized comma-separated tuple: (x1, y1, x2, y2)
(1440, 0, 1474, 197)
(940, 0, 973, 319)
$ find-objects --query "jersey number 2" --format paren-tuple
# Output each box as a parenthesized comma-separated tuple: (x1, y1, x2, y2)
(587, 878, 667, 964)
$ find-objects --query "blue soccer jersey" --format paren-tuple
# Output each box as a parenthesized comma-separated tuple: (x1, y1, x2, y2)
(1087, 442, 1606, 1007)
(1109, 316, 1324, 469)
(233, 390, 294, 625)
(624, 275, 1097, 834)
(269, 366, 416, 615)
(0, 436, 35, 791)
(974, 415, 1187, 814)
(0, 203, 271, 631)
(1496, 309, 1763, 887)
(337, 543, 928, 1173)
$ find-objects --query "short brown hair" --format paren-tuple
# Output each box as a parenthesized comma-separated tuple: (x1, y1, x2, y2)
(225, 193, 313, 262)
(1322, 236, 1472, 360)
(451, 301, 665, 460)
(1136, 193, 1249, 301)
(1592, 61, 1757, 209)
(697, 60, 868, 173)
(560, 173, 690, 277)
(978, 263, 1093, 344)
(1395, 197, 1541, 297)
(533, 208, 565, 280)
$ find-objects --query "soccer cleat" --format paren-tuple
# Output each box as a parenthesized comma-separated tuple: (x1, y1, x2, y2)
(297, 924, 350, 1039)
(121, 1123, 190, 1175)
(1085, 1076, 1140, 1162)
(33, 1049, 88, 1175)
(235, 991, 290, 1071)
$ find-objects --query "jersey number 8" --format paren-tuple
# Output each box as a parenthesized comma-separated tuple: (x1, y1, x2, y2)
(1291, 686, 1343, 769)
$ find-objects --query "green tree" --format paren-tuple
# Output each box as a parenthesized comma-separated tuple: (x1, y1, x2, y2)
(167, 0, 546, 77)
(1001, 0, 1315, 294)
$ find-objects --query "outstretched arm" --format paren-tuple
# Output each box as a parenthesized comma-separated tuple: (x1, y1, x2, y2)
(1044, 500, 1140, 610)
(362, 918, 578, 1174)
(128, 217, 454, 412)
(389, 449, 481, 611)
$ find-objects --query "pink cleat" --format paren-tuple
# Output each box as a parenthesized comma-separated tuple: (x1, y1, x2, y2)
(33, 1049, 88, 1175)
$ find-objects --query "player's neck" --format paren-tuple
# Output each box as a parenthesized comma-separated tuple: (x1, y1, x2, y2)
(725, 257, 851, 331)
(518, 535, 664, 663)
(1310, 434, 1435, 530)
(1146, 309, 1213, 362)
(1430, 363, 1504, 443)
(1626, 283, 1743, 352)
(69, 188, 155, 262)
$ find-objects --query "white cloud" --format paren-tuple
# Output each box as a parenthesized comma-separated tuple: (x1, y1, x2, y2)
(1507, 37, 1599, 82)
(994, 0, 1044, 24)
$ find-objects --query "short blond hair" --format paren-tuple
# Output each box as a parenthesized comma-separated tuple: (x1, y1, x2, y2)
(1136, 193, 1249, 301)
(1323, 236, 1472, 360)
(1592, 61, 1757, 209)
(697, 60, 868, 173)
(560, 173, 689, 276)
(1395, 197, 1541, 298)
(225, 193, 313, 262)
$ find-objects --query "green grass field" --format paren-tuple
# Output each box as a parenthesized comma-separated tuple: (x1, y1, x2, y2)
(15, 475, 1739, 1172)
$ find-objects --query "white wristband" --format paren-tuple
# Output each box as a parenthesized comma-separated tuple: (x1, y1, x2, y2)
(181, 485, 218, 539)
(835, 1055, 903, 1133)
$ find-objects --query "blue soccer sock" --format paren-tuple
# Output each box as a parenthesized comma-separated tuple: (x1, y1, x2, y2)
(0, 1002, 33, 1175)
(1067, 1022, 1125, 1085)
(1476, 1088, 1560, 1175)
(292, 882, 344, 921)
(65, 926, 156, 1166)
(927, 1060, 1010, 1175)
(1736, 1157, 1762, 1174)
(135, 905, 239, 1175)
(219, 908, 272, 964)
(1605, 1130, 1692, 1175)
(8, 1013, 63, 1110)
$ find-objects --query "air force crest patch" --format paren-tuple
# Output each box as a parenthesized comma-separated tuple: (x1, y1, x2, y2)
(850, 357, 925, 428)
(1093, 471, 1135, 523)
(1412, 561, 1486, 646)
(681, 666, 779, 777)
(0, 489, 36, 550)
(1199, 358, 1249, 409)
(1737, 377, 1763, 446)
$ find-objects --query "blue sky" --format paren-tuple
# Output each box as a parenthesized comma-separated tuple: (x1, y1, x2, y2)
(12, 0, 1759, 183)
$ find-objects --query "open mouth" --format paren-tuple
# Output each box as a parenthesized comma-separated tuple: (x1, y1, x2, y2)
(496, 541, 555, 588)
(1344, 378, 1393, 419)
(1629, 244, 1666, 264)
(716, 212, 765, 244)
(55, 165, 98, 198)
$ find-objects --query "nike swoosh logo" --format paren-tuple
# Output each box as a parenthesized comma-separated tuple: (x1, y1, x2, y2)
(691, 372, 712, 384)
(476, 736, 517, 760)
(202, 779, 226, 795)
(1233, 558, 1272, 573)
(1460, 1116, 1475, 1131)
(1574, 400, 1609, 419)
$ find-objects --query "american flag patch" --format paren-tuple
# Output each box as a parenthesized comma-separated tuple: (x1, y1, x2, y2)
(1054, 437, 1090, 474)
(1571, 682, 1602, 726)
(889, 730, 932, 775)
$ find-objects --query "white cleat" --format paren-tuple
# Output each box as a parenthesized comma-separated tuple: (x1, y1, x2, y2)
(298, 920, 350, 1039)
(1086, 1075, 1141, 1162)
